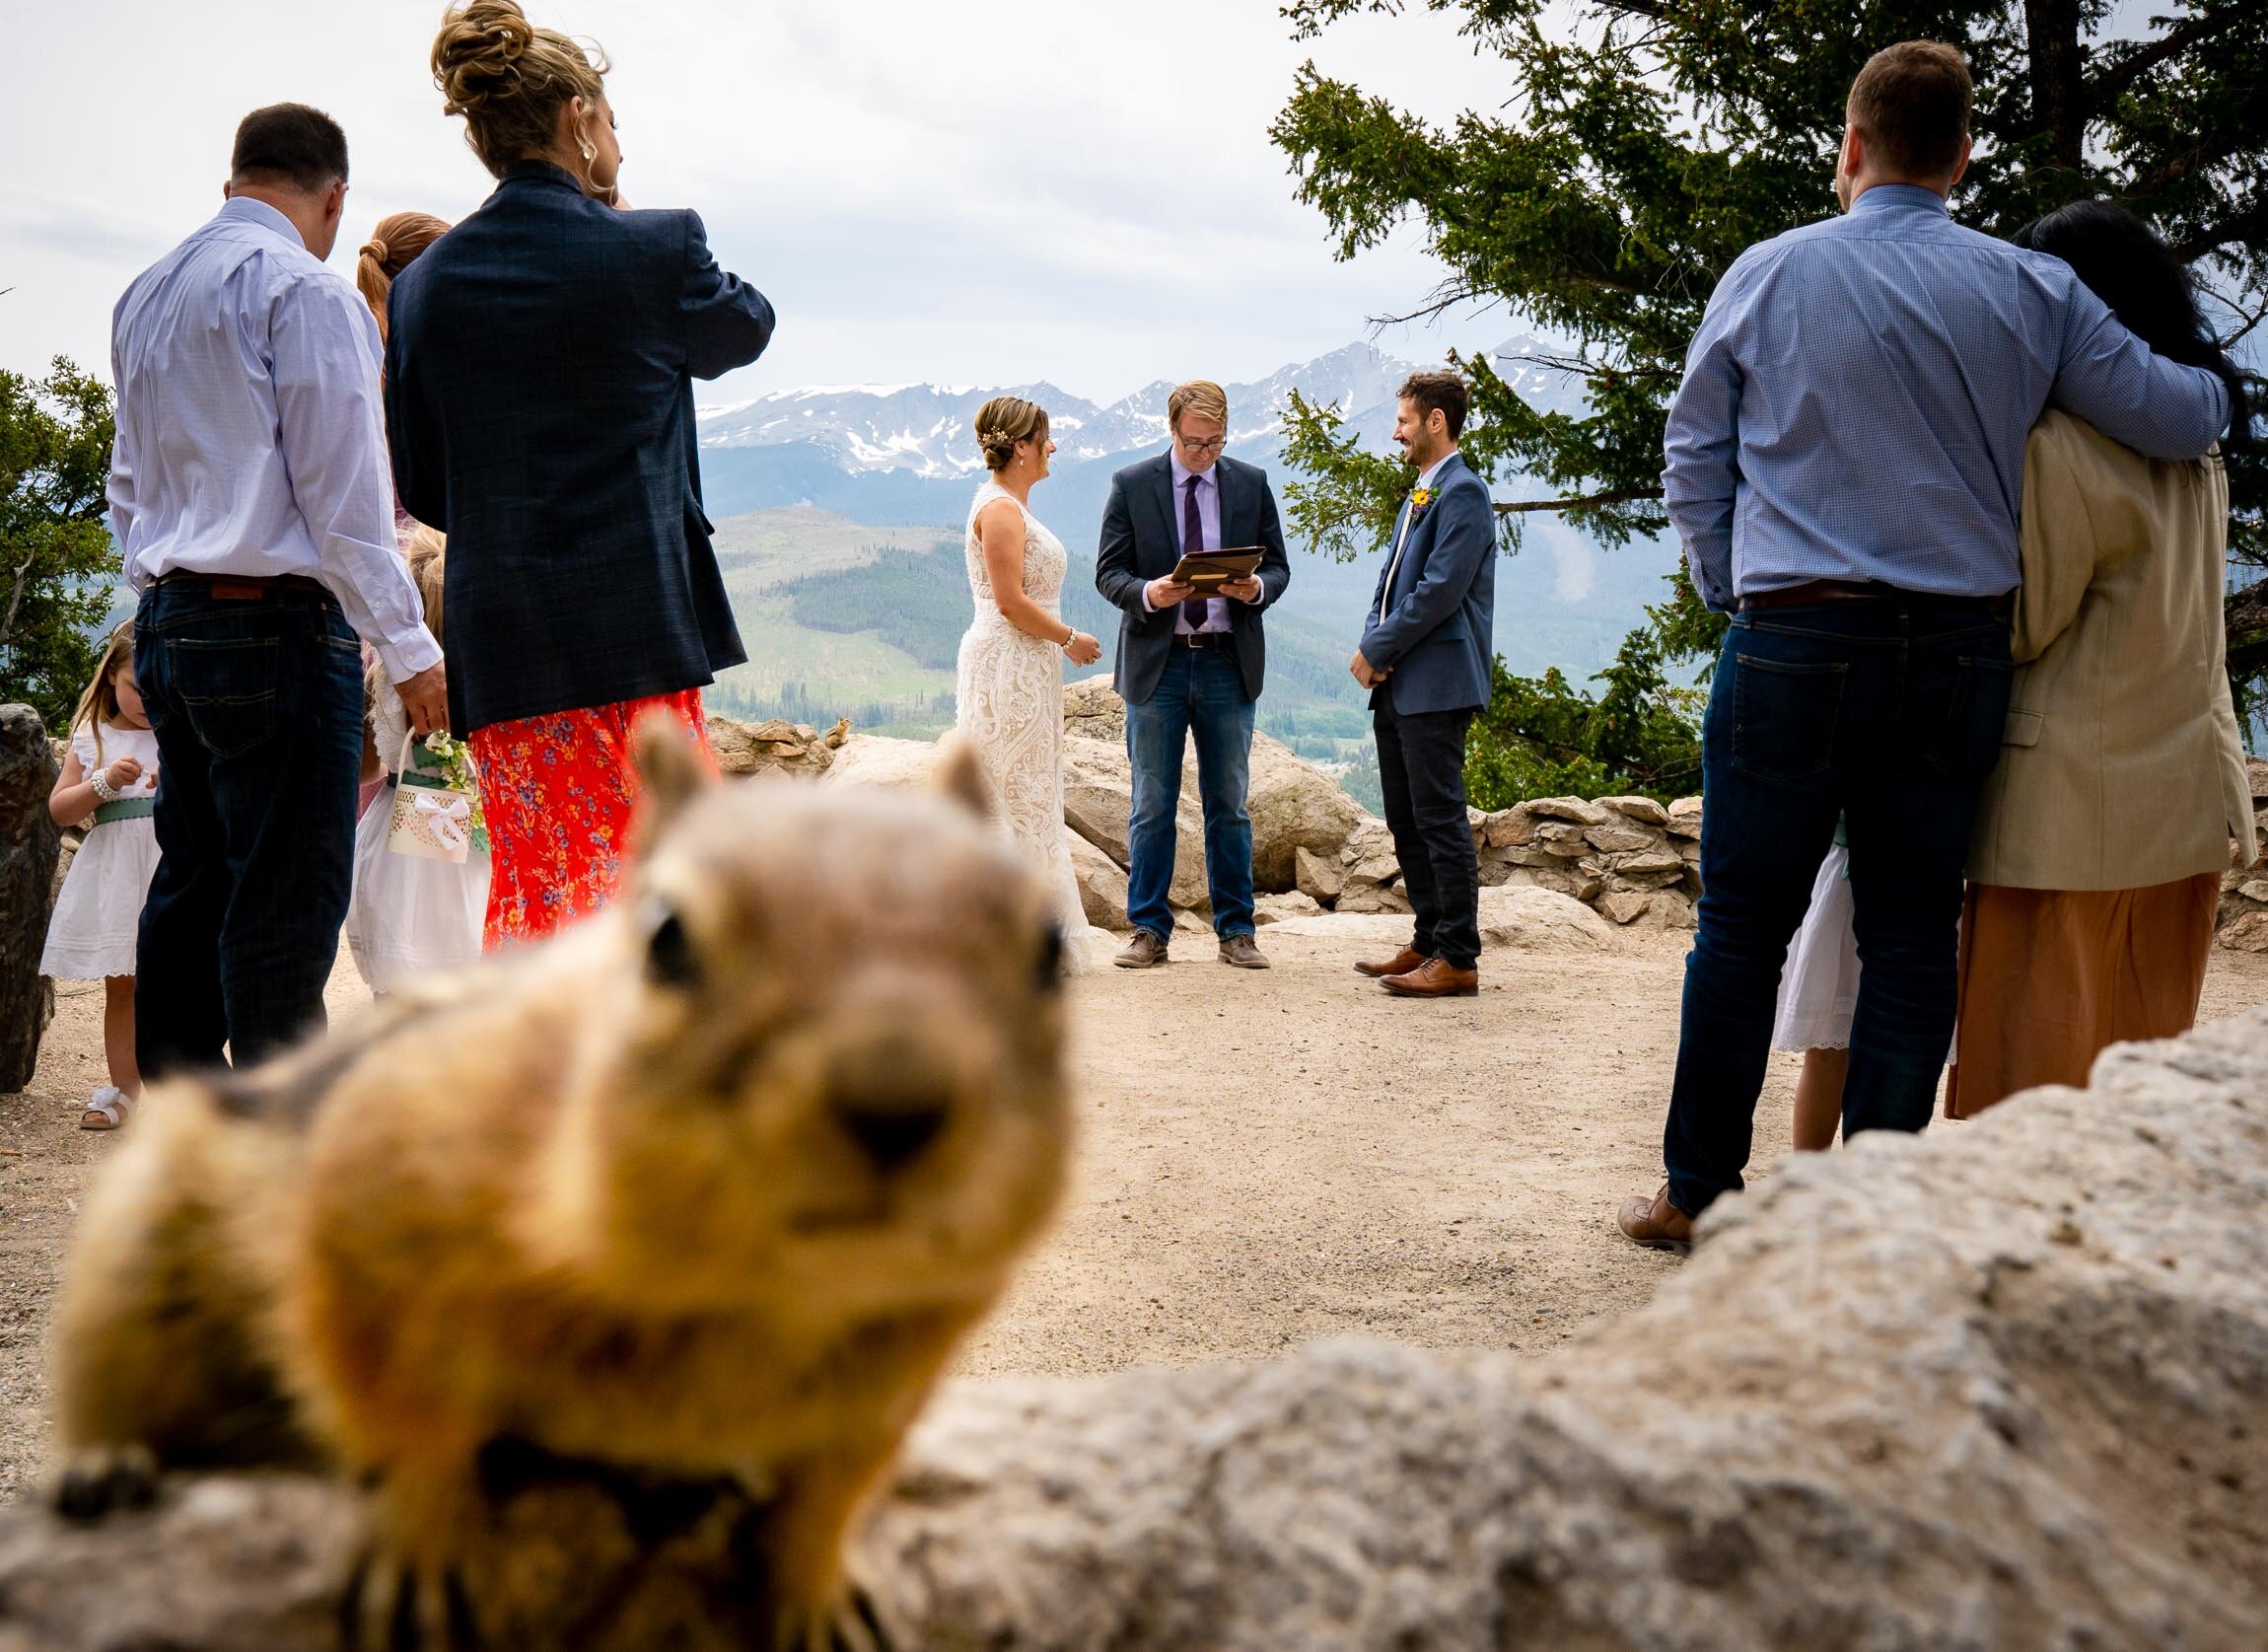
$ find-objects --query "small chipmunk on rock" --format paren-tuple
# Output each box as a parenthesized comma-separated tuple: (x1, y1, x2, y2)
(52, 726, 1071, 1649)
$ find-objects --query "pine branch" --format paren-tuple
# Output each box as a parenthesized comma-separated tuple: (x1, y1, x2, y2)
(1491, 488, 1664, 516)
(2086, 7, 2251, 112)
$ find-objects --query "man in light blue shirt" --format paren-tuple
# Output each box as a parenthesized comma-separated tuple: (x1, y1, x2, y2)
(113, 105, 444, 1076)
(1620, 42, 2233, 1250)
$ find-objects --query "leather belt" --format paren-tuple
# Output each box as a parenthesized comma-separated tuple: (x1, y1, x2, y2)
(1737, 579, 1895, 611)
(1738, 579, 2014, 620)
(154, 571, 335, 603)
(1177, 631, 1233, 649)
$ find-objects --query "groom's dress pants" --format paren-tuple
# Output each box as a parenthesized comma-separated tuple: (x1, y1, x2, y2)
(1663, 596, 2013, 1219)
(1374, 699, 1480, 970)
(1124, 645, 1257, 942)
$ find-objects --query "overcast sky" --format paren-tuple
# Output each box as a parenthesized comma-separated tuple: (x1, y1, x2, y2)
(1, 0, 1530, 408)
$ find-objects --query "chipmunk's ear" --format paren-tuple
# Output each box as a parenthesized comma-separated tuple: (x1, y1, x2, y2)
(632, 711, 713, 836)
(932, 735, 994, 821)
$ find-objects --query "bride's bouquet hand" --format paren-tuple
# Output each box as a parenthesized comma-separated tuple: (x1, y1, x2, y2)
(1063, 630, 1102, 667)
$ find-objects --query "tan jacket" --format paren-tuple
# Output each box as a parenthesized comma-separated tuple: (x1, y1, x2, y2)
(1969, 411, 2251, 890)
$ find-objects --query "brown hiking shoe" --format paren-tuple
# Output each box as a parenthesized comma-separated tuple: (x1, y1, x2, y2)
(1218, 934, 1270, 970)
(1616, 1185, 1695, 1255)
(1113, 931, 1169, 970)
(1382, 958, 1478, 998)
(1354, 947, 1429, 979)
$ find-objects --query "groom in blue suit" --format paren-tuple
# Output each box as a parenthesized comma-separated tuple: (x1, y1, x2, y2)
(1351, 372, 1497, 997)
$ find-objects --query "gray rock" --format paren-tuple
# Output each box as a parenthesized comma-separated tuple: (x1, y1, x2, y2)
(1059, 736, 1211, 912)
(1665, 796, 1704, 839)
(16, 1013, 2268, 1647)
(1582, 820, 1660, 855)
(1252, 891, 1324, 926)
(1, 704, 59, 1089)
(1524, 796, 1611, 827)
(1067, 830, 1131, 932)
(1474, 886, 1617, 952)
(1293, 845, 1343, 904)
(1596, 795, 1670, 826)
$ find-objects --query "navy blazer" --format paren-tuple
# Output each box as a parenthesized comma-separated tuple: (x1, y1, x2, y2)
(386, 163, 775, 733)
(1361, 453, 1497, 715)
(1095, 452, 1292, 705)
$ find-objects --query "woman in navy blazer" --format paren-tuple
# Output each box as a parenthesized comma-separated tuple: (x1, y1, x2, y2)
(386, 2, 774, 946)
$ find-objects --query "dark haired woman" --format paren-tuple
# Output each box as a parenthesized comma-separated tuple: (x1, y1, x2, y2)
(385, 0, 774, 947)
(1951, 201, 2255, 1115)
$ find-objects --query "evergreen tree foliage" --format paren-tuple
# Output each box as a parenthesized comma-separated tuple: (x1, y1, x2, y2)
(0, 359, 117, 730)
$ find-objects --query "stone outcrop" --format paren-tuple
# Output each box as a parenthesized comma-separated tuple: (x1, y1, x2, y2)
(1, 704, 59, 1090)
(10, 1010, 2266, 1647)
(1067, 829, 1131, 932)
(818, 733, 941, 792)
(705, 713, 847, 778)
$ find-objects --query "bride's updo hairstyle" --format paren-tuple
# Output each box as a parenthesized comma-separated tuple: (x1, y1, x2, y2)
(431, 0, 608, 179)
(975, 396, 1048, 472)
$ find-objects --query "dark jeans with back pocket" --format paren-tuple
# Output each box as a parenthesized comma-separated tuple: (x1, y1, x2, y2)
(1663, 597, 2014, 1220)
(134, 579, 365, 1076)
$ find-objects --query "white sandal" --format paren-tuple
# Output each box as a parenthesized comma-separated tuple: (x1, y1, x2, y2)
(80, 1087, 132, 1131)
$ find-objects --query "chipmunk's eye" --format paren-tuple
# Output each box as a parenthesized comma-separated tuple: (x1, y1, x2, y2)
(1033, 923, 1065, 992)
(640, 895, 701, 990)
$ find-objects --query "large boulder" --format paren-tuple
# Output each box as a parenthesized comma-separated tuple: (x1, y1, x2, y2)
(1060, 682, 1364, 895)
(1473, 885, 1618, 952)
(1062, 675, 1126, 743)
(1, 704, 59, 1089)
(819, 735, 938, 792)
(706, 714, 847, 779)
(16, 1014, 2268, 1647)
(1059, 736, 1210, 912)
(1066, 830, 1131, 933)
(1245, 733, 1364, 895)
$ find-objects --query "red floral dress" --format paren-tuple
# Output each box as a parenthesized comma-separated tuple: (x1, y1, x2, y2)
(468, 688, 715, 949)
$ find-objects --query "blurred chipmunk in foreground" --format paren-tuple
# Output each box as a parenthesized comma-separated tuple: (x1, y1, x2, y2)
(52, 726, 1071, 1649)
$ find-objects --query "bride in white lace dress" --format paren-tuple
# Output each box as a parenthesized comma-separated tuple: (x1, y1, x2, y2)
(956, 396, 1113, 971)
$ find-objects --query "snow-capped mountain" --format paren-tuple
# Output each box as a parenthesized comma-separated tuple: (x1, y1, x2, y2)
(696, 335, 1579, 479)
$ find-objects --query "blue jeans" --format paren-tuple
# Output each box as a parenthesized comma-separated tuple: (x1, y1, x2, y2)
(134, 580, 365, 1075)
(1124, 646, 1257, 941)
(1664, 598, 2014, 1219)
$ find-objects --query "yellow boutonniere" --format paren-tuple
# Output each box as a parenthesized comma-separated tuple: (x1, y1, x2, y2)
(1410, 485, 1436, 515)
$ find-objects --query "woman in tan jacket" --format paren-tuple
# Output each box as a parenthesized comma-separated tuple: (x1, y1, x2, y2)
(1952, 202, 2255, 1116)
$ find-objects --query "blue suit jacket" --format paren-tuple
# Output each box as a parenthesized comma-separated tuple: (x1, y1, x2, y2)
(1095, 452, 1292, 706)
(386, 163, 775, 732)
(1361, 453, 1496, 715)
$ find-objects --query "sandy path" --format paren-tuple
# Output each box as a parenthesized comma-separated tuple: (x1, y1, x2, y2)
(7, 929, 2266, 1502)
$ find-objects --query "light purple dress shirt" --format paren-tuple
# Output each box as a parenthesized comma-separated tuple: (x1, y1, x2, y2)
(1144, 452, 1231, 634)
(109, 197, 440, 682)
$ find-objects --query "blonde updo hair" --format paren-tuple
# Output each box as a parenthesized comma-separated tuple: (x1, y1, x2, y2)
(355, 211, 452, 346)
(430, 1, 608, 180)
(974, 396, 1049, 473)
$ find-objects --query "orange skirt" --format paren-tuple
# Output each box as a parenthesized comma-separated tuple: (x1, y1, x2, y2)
(1947, 873, 2218, 1118)
(468, 688, 715, 950)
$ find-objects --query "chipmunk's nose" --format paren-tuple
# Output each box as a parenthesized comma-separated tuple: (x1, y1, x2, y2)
(835, 1092, 950, 1174)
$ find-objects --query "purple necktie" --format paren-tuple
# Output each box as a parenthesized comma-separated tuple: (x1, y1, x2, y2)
(1181, 475, 1210, 632)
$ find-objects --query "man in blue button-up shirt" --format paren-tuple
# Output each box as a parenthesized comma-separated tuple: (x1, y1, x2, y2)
(112, 105, 443, 1077)
(1619, 43, 2233, 1250)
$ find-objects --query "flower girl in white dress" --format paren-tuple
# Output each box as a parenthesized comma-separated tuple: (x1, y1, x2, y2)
(41, 622, 162, 1129)
(955, 396, 1113, 972)
(345, 530, 490, 993)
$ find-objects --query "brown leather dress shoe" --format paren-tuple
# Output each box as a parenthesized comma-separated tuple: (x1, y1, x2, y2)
(1219, 934, 1270, 969)
(1381, 958, 1478, 997)
(1355, 947, 1429, 978)
(1113, 931, 1169, 970)
(1616, 1185, 1695, 1255)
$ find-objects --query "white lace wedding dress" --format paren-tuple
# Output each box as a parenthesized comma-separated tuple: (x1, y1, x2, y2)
(956, 480, 1113, 972)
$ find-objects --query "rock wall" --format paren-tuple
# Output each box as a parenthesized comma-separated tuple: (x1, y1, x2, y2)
(6, 1009, 2264, 1648)
(0, 705, 59, 1090)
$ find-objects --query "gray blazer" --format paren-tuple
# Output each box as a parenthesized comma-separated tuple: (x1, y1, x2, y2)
(1361, 453, 1496, 715)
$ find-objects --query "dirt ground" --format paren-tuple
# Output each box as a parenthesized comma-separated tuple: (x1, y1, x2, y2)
(7, 928, 2267, 1503)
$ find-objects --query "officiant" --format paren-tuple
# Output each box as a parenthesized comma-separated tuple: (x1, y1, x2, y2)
(1096, 381, 1292, 970)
